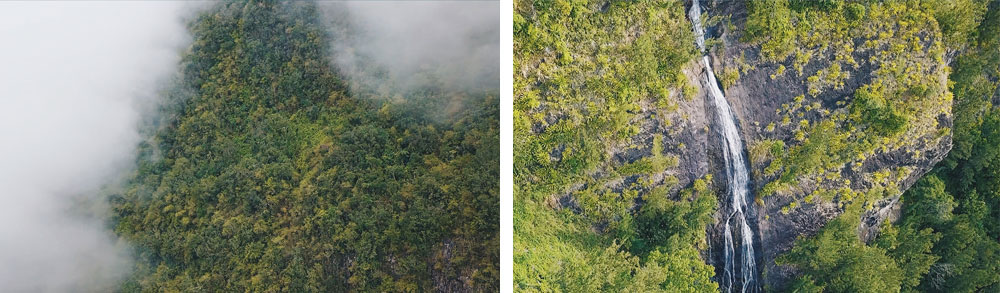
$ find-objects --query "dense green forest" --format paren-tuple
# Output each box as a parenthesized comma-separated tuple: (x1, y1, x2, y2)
(110, 1, 498, 291)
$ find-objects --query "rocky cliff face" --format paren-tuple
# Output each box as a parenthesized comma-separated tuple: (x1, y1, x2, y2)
(516, 0, 967, 290)
(548, 52, 717, 215)
(669, 0, 955, 289)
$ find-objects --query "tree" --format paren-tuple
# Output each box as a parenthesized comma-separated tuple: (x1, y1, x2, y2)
(778, 210, 904, 292)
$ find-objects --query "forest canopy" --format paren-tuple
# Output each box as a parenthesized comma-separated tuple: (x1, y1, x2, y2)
(110, 1, 499, 291)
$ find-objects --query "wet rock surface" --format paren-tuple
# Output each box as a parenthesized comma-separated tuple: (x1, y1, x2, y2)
(685, 0, 954, 290)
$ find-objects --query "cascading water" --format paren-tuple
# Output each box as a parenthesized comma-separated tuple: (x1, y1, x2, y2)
(688, 1, 759, 292)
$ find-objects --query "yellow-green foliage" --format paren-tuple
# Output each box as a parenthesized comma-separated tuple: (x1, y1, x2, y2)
(515, 0, 697, 195)
(924, 0, 989, 46)
(754, 1, 954, 205)
(720, 66, 740, 89)
(749, 139, 785, 166)
(771, 64, 787, 79)
(807, 62, 849, 96)
(774, 2, 999, 290)
(878, 6, 1000, 290)
(113, 2, 500, 291)
(724, 52, 756, 88)
(744, 0, 795, 61)
(778, 206, 907, 292)
(514, 0, 719, 290)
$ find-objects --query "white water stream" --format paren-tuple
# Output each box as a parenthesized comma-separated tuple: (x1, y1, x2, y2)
(688, 1, 758, 292)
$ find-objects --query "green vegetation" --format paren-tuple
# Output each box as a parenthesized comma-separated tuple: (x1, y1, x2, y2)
(744, 0, 795, 62)
(926, 0, 989, 46)
(850, 83, 909, 136)
(778, 207, 907, 292)
(720, 67, 741, 90)
(516, 0, 996, 290)
(750, 0, 953, 211)
(111, 2, 498, 291)
(779, 197, 943, 292)
(776, 1, 1000, 291)
(515, 0, 718, 291)
(885, 2, 1000, 291)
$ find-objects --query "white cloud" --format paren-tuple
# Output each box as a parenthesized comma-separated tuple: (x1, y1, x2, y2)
(0, 2, 195, 291)
(321, 1, 500, 92)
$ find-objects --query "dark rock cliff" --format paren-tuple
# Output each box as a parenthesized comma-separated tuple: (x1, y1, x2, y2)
(674, 0, 954, 289)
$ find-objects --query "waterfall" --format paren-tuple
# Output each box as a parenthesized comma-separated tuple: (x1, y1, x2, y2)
(688, 1, 759, 292)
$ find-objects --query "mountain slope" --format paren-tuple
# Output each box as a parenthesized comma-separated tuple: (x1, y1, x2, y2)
(111, 2, 498, 291)
(703, 0, 998, 290)
(515, 0, 996, 291)
(703, 0, 955, 288)
(514, 0, 719, 291)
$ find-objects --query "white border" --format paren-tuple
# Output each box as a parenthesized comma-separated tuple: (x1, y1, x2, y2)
(500, 0, 513, 291)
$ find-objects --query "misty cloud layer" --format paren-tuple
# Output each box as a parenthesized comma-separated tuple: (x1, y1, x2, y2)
(321, 1, 500, 93)
(0, 1, 497, 290)
(0, 2, 195, 291)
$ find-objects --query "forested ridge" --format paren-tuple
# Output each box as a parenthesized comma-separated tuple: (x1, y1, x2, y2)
(110, 1, 498, 291)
